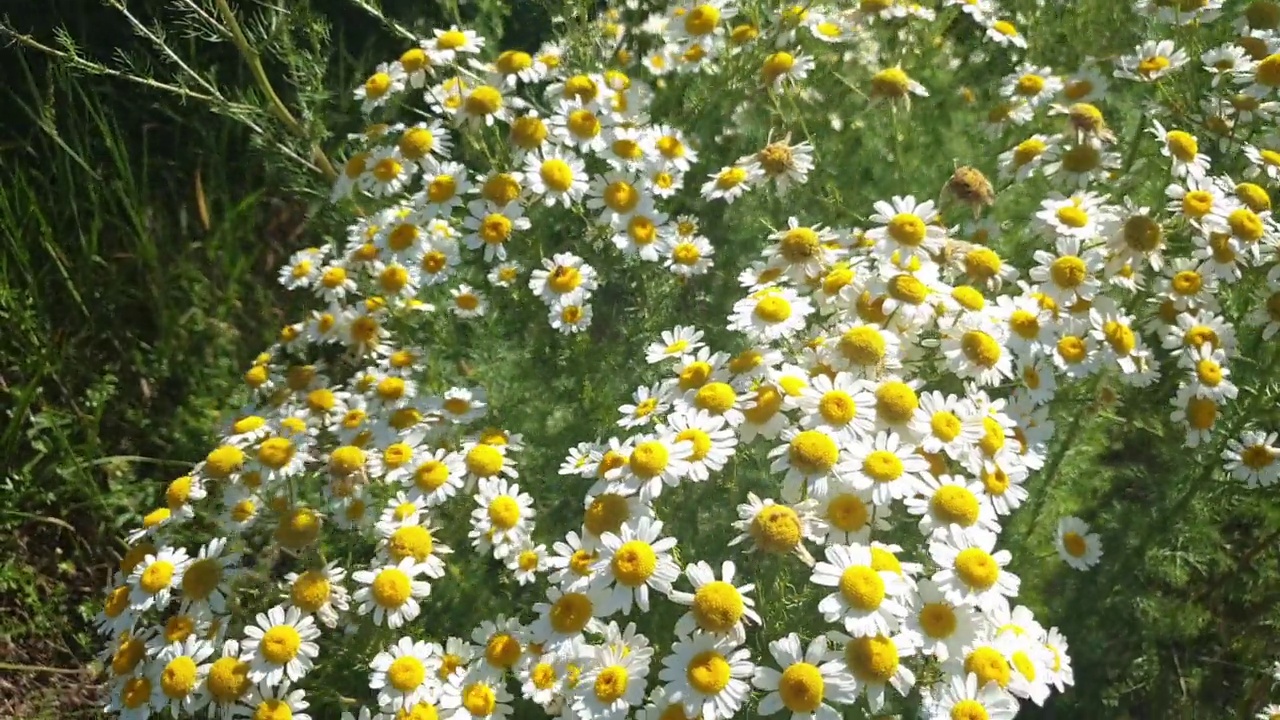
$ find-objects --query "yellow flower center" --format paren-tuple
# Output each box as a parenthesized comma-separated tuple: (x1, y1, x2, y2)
(863, 450, 904, 483)
(888, 213, 927, 246)
(955, 548, 999, 590)
(261, 624, 302, 664)
(920, 603, 958, 638)
(1050, 256, 1087, 288)
(691, 581, 744, 633)
(611, 540, 658, 586)
(464, 85, 503, 116)
(549, 592, 594, 634)
(875, 381, 918, 425)
(789, 430, 839, 474)
(965, 647, 1011, 688)
(371, 568, 412, 608)
(845, 636, 899, 682)
(1166, 130, 1198, 161)
(750, 504, 802, 552)
(1229, 208, 1264, 242)
(840, 565, 886, 610)
(685, 4, 721, 34)
(629, 441, 670, 478)
(871, 67, 911, 98)
(462, 683, 496, 716)
(840, 326, 886, 366)
(540, 159, 575, 192)
(686, 651, 731, 693)
(389, 656, 426, 692)
(779, 662, 825, 712)
(584, 493, 631, 537)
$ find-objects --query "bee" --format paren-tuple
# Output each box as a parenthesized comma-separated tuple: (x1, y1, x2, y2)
(941, 164, 995, 218)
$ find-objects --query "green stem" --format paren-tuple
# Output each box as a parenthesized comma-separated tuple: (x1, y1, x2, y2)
(213, 0, 338, 182)
(1022, 373, 1104, 539)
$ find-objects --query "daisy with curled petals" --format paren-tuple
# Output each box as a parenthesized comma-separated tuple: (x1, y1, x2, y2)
(572, 644, 649, 720)
(752, 633, 856, 720)
(923, 673, 1019, 720)
(241, 604, 320, 685)
(669, 560, 760, 643)
(1222, 430, 1280, 487)
(1030, 236, 1104, 306)
(811, 543, 910, 637)
(284, 562, 349, 628)
(592, 517, 679, 615)
(612, 432, 693, 501)
(528, 585, 609, 651)
(661, 409, 737, 482)
(645, 325, 704, 364)
(905, 474, 999, 537)
(866, 196, 947, 262)
(842, 431, 929, 507)
(825, 630, 917, 713)
(729, 493, 821, 562)
(352, 558, 431, 629)
(930, 525, 1020, 612)
(905, 579, 978, 662)
(440, 668, 514, 720)
(727, 285, 814, 341)
(771, 427, 846, 502)
(796, 372, 875, 443)
(1056, 516, 1103, 571)
(762, 217, 838, 282)
(701, 163, 760, 203)
(658, 632, 754, 720)
(1090, 309, 1146, 374)
(370, 636, 437, 710)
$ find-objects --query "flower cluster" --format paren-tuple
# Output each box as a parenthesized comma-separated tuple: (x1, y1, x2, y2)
(95, 0, 1280, 719)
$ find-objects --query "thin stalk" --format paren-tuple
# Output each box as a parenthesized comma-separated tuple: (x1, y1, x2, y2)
(213, 0, 339, 182)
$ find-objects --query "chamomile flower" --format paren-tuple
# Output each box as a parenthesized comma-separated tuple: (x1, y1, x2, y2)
(771, 427, 846, 502)
(284, 563, 349, 628)
(752, 633, 856, 720)
(529, 253, 598, 306)
(1055, 516, 1102, 570)
(669, 560, 760, 642)
(867, 196, 947, 262)
(449, 284, 488, 318)
(1030, 236, 1105, 305)
(843, 432, 929, 506)
(462, 203, 531, 262)
(572, 644, 649, 720)
(470, 477, 534, 557)
(150, 636, 215, 716)
(179, 537, 241, 616)
(591, 517, 680, 615)
(658, 632, 755, 720)
(796, 372, 876, 442)
(923, 673, 1019, 720)
(660, 409, 737, 482)
(128, 547, 190, 614)
(241, 604, 320, 684)
(1151, 120, 1211, 178)
(1182, 342, 1238, 401)
(1222, 430, 1280, 487)
(811, 543, 910, 637)
(729, 493, 821, 561)
(1115, 39, 1189, 82)
(613, 432, 694, 501)
(351, 558, 432, 629)
(440, 668, 514, 720)
(930, 525, 1021, 612)
(905, 579, 979, 662)
(370, 636, 438, 710)
(528, 585, 608, 650)
(825, 630, 918, 713)
(729, 285, 814, 341)
(906, 474, 999, 537)
(701, 163, 759, 203)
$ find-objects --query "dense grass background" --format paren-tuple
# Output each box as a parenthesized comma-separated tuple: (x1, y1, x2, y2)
(2, 0, 1280, 718)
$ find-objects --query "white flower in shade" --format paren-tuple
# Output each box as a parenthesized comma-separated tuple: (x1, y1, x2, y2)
(439, 668, 514, 720)
(669, 561, 760, 643)
(811, 543, 910, 637)
(728, 285, 814, 341)
(1055, 516, 1103, 570)
(842, 432, 929, 506)
(929, 526, 1020, 612)
(370, 636, 439, 710)
(752, 633, 856, 720)
(592, 517, 680, 615)
(179, 537, 241, 617)
(1221, 430, 1280, 488)
(904, 474, 1000, 537)
(241, 605, 320, 685)
(572, 645, 649, 720)
(283, 562, 349, 629)
(814, 485, 884, 545)
(905, 579, 979, 662)
(472, 615, 527, 678)
(657, 632, 755, 720)
(1043, 627, 1075, 692)
(351, 558, 432, 629)
(922, 673, 1019, 720)
(825, 630, 917, 713)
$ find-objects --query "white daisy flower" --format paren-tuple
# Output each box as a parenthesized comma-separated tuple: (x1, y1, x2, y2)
(1055, 516, 1103, 570)
(752, 633, 856, 720)
(351, 558, 432, 629)
(811, 543, 911, 637)
(591, 517, 680, 615)
(669, 560, 760, 643)
(657, 632, 754, 720)
(929, 525, 1021, 612)
(240, 604, 320, 685)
